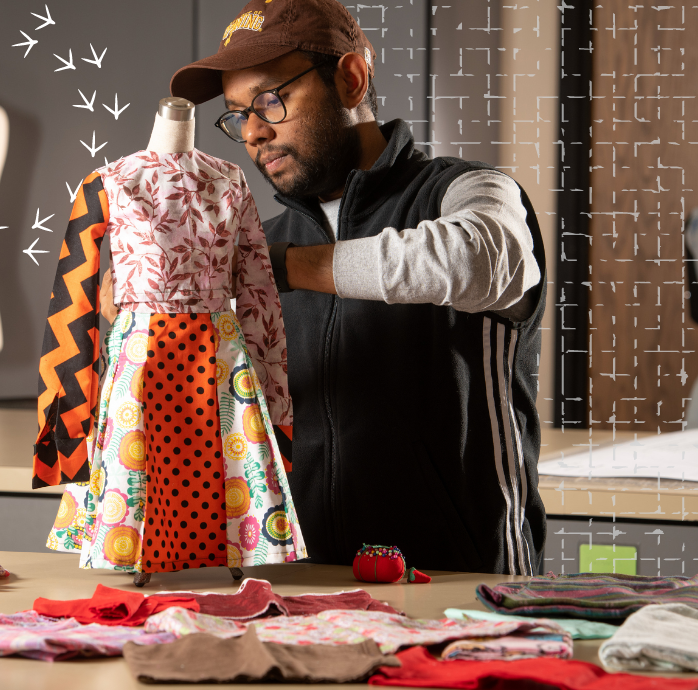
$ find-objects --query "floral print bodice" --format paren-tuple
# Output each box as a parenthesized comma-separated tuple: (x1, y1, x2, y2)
(97, 149, 291, 424)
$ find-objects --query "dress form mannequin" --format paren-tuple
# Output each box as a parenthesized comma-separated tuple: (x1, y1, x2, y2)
(38, 93, 301, 587)
(130, 99, 244, 588)
(146, 97, 195, 154)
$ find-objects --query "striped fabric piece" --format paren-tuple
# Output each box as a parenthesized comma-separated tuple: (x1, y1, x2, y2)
(476, 573, 698, 620)
(482, 316, 532, 576)
(33, 173, 109, 488)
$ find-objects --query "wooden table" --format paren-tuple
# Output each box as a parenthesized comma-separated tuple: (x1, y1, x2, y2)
(2, 551, 695, 689)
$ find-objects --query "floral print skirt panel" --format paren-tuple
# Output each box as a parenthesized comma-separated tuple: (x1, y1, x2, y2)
(46, 310, 306, 573)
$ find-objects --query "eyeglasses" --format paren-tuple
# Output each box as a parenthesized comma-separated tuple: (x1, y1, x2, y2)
(215, 63, 321, 143)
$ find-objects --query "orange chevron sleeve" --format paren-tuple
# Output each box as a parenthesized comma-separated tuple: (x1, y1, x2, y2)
(33, 172, 110, 488)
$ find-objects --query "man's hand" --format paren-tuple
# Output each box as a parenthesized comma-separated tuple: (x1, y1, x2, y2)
(286, 245, 336, 294)
(100, 271, 118, 325)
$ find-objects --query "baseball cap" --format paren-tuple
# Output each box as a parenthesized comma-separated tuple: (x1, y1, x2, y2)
(170, 0, 377, 105)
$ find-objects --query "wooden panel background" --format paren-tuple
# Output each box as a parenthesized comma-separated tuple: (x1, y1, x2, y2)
(589, 3, 698, 431)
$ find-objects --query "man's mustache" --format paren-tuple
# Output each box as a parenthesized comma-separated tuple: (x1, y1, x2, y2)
(255, 146, 296, 169)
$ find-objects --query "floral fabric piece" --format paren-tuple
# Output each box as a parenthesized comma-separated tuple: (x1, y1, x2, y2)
(98, 149, 291, 423)
(315, 610, 571, 655)
(0, 611, 174, 662)
(145, 607, 370, 647)
(146, 603, 571, 658)
(441, 623, 572, 661)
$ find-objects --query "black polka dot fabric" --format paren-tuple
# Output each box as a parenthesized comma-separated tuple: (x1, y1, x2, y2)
(141, 314, 227, 572)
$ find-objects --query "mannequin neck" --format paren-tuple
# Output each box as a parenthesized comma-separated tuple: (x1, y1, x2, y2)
(147, 112, 195, 153)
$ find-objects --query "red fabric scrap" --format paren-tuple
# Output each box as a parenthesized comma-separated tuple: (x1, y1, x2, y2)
(369, 647, 698, 690)
(34, 584, 199, 626)
(151, 578, 399, 620)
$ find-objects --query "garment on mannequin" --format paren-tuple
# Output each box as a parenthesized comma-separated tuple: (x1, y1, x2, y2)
(33, 98, 305, 579)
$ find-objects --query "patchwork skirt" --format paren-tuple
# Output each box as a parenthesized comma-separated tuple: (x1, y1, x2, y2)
(47, 309, 306, 573)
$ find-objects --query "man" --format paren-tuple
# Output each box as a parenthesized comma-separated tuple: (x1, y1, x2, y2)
(166, 0, 547, 574)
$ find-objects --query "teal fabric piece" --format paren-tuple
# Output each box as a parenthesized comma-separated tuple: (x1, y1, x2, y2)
(444, 608, 618, 640)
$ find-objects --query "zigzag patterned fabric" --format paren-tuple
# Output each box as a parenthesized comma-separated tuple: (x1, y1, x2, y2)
(33, 172, 109, 488)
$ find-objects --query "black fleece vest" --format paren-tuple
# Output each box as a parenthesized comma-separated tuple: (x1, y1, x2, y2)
(264, 120, 547, 575)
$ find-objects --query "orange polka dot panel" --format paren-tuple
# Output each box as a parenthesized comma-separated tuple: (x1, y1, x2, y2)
(141, 313, 227, 573)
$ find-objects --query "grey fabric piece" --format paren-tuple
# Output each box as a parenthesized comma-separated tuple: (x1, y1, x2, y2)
(599, 603, 698, 672)
(123, 627, 399, 684)
(332, 169, 540, 319)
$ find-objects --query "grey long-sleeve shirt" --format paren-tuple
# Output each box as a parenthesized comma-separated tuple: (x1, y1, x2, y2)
(324, 169, 541, 322)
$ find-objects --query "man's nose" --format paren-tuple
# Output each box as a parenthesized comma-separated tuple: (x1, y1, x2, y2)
(244, 112, 275, 147)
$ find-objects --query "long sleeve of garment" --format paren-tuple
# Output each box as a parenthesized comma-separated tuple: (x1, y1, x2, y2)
(33, 172, 109, 488)
(235, 174, 293, 426)
(332, 169, 541, 319)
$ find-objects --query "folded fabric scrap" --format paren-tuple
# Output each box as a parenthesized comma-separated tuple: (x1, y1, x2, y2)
(444, 608, 619, 640)
(476, 572, 698, 620)
(33, 584, 200, 626)
(599, 603, 698, 673)
(440, 621, 572, 662)
(369, 646, 698, 690)
(123, 627, 400, 684)
(146, 607, 572, 659)
(150, 577, 399, 620)
(0, 611, 175, 662)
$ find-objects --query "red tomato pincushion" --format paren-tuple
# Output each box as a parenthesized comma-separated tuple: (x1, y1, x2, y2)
(352, 544, 431, 584)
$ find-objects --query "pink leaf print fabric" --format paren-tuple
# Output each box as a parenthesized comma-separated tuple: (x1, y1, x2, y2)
(97, 149, 291, 424)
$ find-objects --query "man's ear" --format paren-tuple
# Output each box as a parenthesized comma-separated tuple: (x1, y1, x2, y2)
(335, 52, 369, 112)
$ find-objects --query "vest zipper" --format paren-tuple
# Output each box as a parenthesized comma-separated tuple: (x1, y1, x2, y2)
(280, 206, 343, 559)
(325, 170, 356, 559)
(279, 170, 358, 561)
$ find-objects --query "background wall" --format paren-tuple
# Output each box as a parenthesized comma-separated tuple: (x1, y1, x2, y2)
(0, 0, 195, 398)
(0, 1, 568, 432)
(588, 4, 698, 432)
(431, 1, 559, 429)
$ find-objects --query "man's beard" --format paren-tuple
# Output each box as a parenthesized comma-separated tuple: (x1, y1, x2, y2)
(254, 94, 362, 200)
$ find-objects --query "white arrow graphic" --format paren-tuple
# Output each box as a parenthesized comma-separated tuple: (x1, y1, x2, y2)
(80, 130, 107, 157)
(104, 157, 109, 167)
(73, 89, 96, 112)
(66, 178, 84, 202)
(12, 31, 38, 58)
(0, 226, 8, 230)
(31, 5, 55, 30)
(102, 93, 130, 120)
(24, 238, 50, 266)
(82, 44, 106, 68)
(54, 49, 75, 71)
(33, 208, 55, 232)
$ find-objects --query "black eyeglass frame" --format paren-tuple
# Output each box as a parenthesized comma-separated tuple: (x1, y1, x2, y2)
(215, 62, 323, 143)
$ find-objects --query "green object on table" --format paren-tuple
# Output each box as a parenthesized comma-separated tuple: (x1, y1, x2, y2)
(579, 544, 637, 576)
(444, 608, 619, 640)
